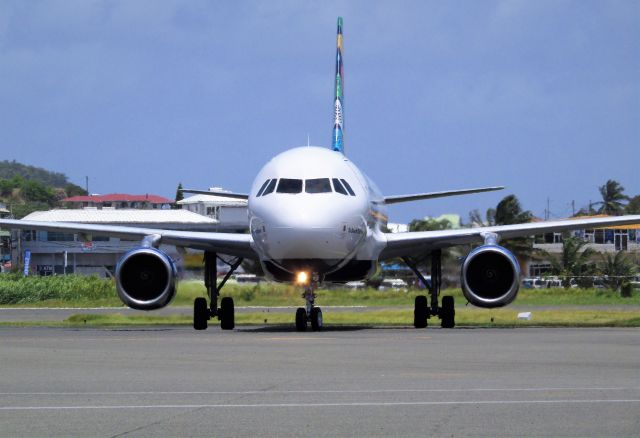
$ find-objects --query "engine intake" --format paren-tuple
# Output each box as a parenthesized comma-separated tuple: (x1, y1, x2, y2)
(115, 247, 177, 310)
(461, 245, 520, 308)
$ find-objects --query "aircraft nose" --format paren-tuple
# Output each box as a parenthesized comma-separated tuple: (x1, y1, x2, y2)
(252, 198, 367, 260)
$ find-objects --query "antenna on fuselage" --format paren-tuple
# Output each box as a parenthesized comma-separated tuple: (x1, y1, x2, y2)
(331, 17, 345, 154)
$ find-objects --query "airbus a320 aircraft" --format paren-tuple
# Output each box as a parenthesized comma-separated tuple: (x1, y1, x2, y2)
(2, 18, 639, 331)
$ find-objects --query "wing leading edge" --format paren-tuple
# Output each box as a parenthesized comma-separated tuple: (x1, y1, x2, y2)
(383, 186, 504, 205)
(380, 215, 640, 260)
(0, 219, 256, 259)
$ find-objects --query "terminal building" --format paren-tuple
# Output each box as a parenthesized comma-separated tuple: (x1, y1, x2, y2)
(10, 190, 249, 277)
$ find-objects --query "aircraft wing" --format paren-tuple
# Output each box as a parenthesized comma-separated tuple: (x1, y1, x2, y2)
(380, 215, 640, 260)
(180, 189, 249, 200)
(383, 186, 504, 204)
(0, 219, 256, 259)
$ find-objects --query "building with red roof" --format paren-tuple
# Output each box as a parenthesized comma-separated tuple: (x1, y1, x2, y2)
(61, 194, 173, 210)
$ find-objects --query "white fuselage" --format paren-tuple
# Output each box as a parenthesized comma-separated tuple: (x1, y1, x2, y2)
(248, 147, 387, 282)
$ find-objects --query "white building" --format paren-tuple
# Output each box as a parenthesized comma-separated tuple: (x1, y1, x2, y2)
(16, 209, 219, 276)
(178, 188, 248, 232)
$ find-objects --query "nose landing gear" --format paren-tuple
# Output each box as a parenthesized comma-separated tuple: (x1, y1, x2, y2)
(295, 272, 323, 331)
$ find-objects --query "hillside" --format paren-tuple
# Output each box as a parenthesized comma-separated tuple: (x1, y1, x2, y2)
(0, 160, 86, 218)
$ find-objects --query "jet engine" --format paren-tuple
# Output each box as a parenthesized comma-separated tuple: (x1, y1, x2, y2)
(115, 247, 177, 310)
(461, 245, 520, 308)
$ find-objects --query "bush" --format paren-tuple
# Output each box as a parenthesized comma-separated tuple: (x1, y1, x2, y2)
(0, 273, 116, 304)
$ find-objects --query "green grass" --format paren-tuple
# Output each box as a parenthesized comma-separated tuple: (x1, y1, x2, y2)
(1, 275, 639, 308)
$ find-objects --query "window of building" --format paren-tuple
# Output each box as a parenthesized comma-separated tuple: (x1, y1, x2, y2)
(47, 232, 75, 242)
(305, 178, 332, 194)
(529, 263, 552, 277)
(92, 235, 109, 242)
(277, 179, 303, 194)
(543, 233, 563, 244)
(340, 179, 356, 196)
(23, 230, 36, 241)
(332, 178, 348, 195)
(256, 179, 271, 197)
(262, 179, 277, 196)
(594, 229, 604, 244)
(206, 206, 220, 219)
(583, 229, 594, 243)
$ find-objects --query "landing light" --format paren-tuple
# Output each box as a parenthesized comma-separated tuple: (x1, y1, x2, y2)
(296, 271, 309, 285)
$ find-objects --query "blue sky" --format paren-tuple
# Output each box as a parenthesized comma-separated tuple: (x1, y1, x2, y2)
(1, 1, 638, 223)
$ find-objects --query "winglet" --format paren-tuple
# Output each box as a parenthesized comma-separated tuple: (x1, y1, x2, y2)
(331, 17, 345, 153)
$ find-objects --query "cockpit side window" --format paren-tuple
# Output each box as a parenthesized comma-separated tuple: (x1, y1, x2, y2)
(256, 179, 271, 197)
(332, 178, 348, 196)
(305, 178, 332, 194)
(276, 178, 303, 194)
(261, 179, 277, 196)
(340, 178, 356, 196)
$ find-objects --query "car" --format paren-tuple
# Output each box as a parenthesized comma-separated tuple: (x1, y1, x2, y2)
(378, 278, 408, 290)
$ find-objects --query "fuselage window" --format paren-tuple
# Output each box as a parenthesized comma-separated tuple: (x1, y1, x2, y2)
(256, 179, 271, 197)
(332, 178, 348, 195)
(340, 178, 356, 196)
(277, 178, 303, 194)
(262, 179, 278, 196)
(305, 178, 332, 194)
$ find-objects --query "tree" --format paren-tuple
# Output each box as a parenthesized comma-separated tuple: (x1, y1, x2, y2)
(408, 217, 452, 232)
(600, 251, 637, 297)
(173, 182, 184, 209)
(543, 236, 597, 288)
(495, 195, 532, 225)
(468, 208, 495, 227)
(625, 195, 640, 215)
(596, 179, 628, 215)
(493, 195, 535, 260)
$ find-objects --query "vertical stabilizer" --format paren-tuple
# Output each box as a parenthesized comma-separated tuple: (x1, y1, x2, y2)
(332, 17, 345, 153)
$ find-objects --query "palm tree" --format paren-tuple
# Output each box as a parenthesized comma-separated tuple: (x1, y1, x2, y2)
(600, 251, 637, 297)
(596, 180, 628, 215)
(625, 195, 640, 215)
(495, 195, 532, 225)
(493, 195, 535, 261)
(543, 236, 597, 288)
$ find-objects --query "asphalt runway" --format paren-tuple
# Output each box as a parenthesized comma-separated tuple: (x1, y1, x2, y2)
(1, 327, 639, 437)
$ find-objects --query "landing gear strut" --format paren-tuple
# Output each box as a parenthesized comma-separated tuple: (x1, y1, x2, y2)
(403, 250, 455, 329)
(295, 272, 323, 331)
(193, 251, 243, 331)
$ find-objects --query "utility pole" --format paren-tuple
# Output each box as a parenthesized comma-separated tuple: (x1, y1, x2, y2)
(571, 200, 575, 217)
(85, 176, 89, 195)
(545, 197, 550, 220)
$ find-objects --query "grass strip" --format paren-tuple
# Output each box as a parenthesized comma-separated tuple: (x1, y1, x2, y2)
(24, 309, 637, 328)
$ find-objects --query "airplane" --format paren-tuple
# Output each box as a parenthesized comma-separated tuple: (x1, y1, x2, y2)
(2, 17, 639, 331)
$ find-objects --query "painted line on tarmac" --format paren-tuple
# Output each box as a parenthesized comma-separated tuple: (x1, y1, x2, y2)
(1, 399, 639, 411)
(2, 387, 637, 396)
(0, 306, 368, 310)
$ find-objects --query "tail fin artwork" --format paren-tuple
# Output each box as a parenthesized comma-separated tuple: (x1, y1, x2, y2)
(331, 17, 345, 153)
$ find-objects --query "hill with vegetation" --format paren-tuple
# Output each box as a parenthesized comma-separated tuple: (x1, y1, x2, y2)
(0, 160, 86, 218)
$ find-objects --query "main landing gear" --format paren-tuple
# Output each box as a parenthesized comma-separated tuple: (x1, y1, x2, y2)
(295, 273, 323, 331)
(403, 249, 455, 329)
(193, 251, 243, 331)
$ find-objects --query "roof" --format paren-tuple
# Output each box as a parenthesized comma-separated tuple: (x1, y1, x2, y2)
(565, 214, 640, 230)
(22, 209, 217, 225)
(62, 194, 173, 204)
(178, 194, 248, 207)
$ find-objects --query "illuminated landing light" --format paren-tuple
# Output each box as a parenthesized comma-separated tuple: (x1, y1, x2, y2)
(296, 271, 309, 285)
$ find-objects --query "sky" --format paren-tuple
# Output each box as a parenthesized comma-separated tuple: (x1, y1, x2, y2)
(1, 0, 638, 224)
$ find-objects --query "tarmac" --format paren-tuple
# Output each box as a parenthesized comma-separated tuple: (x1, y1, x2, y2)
(1, 326, 639, 437)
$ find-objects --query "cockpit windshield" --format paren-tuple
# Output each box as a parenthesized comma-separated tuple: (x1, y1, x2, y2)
(305, 178, 332, 194)
(276, 178, 303, 194)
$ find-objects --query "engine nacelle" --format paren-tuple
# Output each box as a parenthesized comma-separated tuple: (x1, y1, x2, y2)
(115, 247, 177, 310)
(461, 245, 520, 308)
